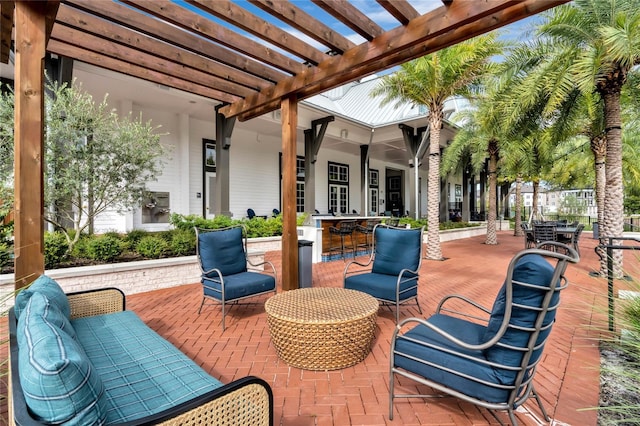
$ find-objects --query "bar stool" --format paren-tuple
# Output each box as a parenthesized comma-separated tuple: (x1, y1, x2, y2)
(329, 220, 357, 260)
(355, 219, 381, 253)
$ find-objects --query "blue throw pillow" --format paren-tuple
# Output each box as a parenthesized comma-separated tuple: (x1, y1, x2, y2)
(18, 293, 106, 424)
(14, 275, 70, 320)
(17, 292, 76, 343)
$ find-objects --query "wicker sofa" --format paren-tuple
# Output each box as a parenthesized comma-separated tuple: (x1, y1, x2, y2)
(8, 275, 273, 426)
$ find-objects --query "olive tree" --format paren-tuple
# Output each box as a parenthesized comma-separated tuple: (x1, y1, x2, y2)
(0, 80, 167, 252)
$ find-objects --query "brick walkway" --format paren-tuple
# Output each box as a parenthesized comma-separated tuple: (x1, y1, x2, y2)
(2, 231, 617, 425)
(126, 231, 610, 426)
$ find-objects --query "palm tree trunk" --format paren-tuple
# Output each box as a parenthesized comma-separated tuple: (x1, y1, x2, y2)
(426, 109, 443, 260)
(601, 90, 624, 277)
(591, 134, 607, 275)
(485, 139, 498, 245)
(514, 174, 523, 236)
(532, 180, 540, 221)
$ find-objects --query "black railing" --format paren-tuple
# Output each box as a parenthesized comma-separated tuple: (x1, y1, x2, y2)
(595, 236, 640, 331)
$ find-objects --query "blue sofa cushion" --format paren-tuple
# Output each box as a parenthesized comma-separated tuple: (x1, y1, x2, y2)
(72, 311, 223, 424)
(18, 293, 107, 424)
(14, 275, 70, 320)
(203, 271, 276, 301)
(372, 227, 421, 276)
(345, 272, 417, 302)
(198, 227, 247, 276)
(483, 254, 559, 378)
(394, 314, 511, 403)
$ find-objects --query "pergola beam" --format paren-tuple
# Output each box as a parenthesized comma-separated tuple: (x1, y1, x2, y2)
(221, 0, 569, 120)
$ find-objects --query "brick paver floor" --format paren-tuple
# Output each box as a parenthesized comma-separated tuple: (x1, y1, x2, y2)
(3, 230, 622, 425)
(125, 231, 613, 425)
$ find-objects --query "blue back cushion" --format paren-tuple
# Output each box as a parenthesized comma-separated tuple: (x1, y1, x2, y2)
(17, 292, 77, 343)
(18, 293, 106, 424)
(484, 254, 559, 369)
(372, 227, 421, 276)
(198, 227, 247, 276)
(14, 275, 70, 320)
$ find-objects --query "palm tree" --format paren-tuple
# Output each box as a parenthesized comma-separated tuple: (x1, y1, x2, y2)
(370, 33, 503, 260)
(442, 90, 503, 245)
(539, 0, 640, 275)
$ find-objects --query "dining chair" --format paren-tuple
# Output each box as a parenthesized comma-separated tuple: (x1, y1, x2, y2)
(533, 223, 557, 251)
(521, 223, 535, 249)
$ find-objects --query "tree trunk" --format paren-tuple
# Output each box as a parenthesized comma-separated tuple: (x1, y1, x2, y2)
(532, 180, 540, 221)
(485, 139, 498, 245)
(425, 108, 443, 260)
(591, 134, 607, 275)
(514, 174, 523, 236)
(601, 90, 624, 277)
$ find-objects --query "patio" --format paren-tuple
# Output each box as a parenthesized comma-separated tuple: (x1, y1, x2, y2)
(3, 231, 613, 425)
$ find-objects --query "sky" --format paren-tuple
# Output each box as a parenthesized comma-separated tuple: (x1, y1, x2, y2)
(175, 0, 545, 63)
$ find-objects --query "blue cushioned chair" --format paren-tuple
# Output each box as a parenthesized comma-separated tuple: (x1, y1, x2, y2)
(344, 224, 424, 324)
(195, 225, 277, 331)
(389, 242, 579, 425)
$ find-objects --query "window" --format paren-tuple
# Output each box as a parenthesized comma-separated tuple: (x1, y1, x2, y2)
(369, 169, 379, 187)
(203, 139, 216, 172)
(329, 162, 348, 183)
(328, 162, 349, 214)
(279, 155, 305, 213)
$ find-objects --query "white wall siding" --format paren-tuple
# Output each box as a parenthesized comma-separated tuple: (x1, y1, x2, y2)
(229, 130, 282, 218)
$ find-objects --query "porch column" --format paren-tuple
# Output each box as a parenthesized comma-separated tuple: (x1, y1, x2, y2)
(13, 2, 52, 289)
(304, 116, 333, 215)
(360, 144, 368, 215)
(281, 96, 299, 291)
(214, 105, 235, 217)
(399, 124, 428, 219)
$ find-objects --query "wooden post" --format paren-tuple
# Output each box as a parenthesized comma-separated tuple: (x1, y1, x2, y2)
(281, 95, 298, 291)
(13, 1, 47, 289)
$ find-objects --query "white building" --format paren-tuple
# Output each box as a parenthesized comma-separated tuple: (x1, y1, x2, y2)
(508, 184, 597, 218)
(41, 61, 468, 233)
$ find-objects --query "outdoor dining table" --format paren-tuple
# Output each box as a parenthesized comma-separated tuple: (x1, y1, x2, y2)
(555, 226, 577, 239)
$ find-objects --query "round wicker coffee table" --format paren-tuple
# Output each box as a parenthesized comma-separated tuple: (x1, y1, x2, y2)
(264, 287, 378, 371)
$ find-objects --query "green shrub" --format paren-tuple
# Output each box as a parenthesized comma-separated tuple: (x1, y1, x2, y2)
(86, 235, 123, 262)
(136, 236, 169, 259)
(44, 231, 69, 268)
(170, 229, 195, 256)
(0, 242, 11, 268)
(123, 229, 149, 250)
(70, 235, 90, 259)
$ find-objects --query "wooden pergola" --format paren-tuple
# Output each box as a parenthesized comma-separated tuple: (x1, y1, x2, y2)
(2, 0, 570, 290)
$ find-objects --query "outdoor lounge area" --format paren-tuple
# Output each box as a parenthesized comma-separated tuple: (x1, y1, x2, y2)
(1, 231, 615, 425)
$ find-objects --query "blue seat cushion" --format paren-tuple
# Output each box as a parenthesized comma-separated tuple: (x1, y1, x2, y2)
(198, 227, 247, 276)
(345, 272, 417, 302)
(18, 293, 107, 424)
(72, 311, 223, 424)
(483, 254, 559, 376)
(393, 314, 511, 403)
(14, 275, 70, 320)
(203, 271, 276, 301)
